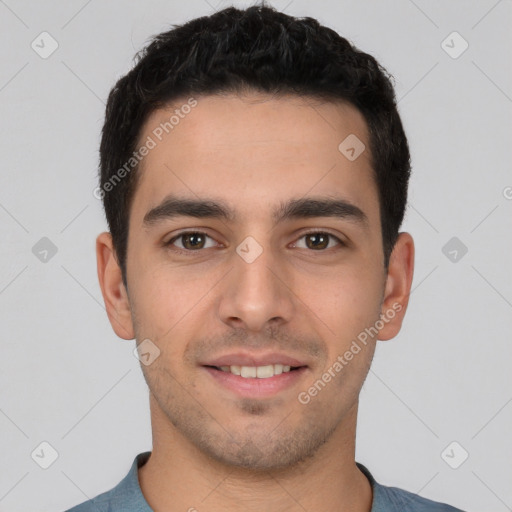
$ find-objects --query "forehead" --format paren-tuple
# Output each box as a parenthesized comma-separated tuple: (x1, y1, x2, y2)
(131, 92, 378, 226)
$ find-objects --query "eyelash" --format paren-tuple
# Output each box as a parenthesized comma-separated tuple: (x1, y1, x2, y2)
(165, 229, 345, 255)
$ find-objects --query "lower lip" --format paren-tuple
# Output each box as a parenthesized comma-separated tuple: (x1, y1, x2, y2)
(202, 366, 308, 398)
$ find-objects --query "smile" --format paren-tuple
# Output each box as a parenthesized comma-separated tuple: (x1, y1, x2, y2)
(203, 365, 308, 398)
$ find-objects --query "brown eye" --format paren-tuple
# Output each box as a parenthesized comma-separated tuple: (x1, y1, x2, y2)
(181, 233, 205, 250)
(167, 231, 216, 251)
(306, 232, 328, 250)
(294, 231, 342, 251)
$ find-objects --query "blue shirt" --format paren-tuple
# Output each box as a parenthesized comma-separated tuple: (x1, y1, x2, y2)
(66, 452, 465, 511)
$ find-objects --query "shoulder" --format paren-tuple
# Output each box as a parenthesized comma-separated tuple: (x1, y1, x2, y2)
(64, 452, 152, 512)
(65, 486, 117, 512)
(356, 462, 466, 512)
(377, 483, 466, 511)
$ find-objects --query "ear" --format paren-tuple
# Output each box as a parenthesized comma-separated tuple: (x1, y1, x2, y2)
(377, 232, 415, 341)
(96, 232, 135, 340)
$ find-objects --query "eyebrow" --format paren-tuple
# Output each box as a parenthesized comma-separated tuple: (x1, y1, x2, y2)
(143, 195, 368, 228)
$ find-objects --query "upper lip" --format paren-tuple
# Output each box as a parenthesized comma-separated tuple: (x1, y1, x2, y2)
(201, 352, 309, 368)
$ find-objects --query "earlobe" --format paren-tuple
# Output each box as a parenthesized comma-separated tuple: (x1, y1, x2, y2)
(378, 232, 415, 341)
(96, 232, 135, 340)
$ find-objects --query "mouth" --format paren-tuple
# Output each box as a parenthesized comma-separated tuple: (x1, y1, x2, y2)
(201, 363, 309, 398)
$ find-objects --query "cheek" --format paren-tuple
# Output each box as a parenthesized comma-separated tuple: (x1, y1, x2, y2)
(297, 264, 383, 343)
(128, 261, 218, 345)
(130, 280, 173, 340)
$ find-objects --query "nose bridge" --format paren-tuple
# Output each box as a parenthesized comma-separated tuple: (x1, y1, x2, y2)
(218, 235, 294, 332)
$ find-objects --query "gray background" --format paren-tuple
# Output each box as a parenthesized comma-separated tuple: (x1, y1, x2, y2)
(1, 1, 511, 511)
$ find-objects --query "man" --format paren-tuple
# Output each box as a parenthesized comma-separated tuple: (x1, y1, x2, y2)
(67, 4, 465, 511)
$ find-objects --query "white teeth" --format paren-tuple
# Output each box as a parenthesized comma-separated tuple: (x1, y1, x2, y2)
(241, 366, 257, 378)
(230, 365, 241, 375)
(256, 365, 274, 378)
(218, 364, 296, 378)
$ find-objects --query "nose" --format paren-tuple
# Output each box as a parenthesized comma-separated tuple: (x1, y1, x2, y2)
(217, 239, 295, 333)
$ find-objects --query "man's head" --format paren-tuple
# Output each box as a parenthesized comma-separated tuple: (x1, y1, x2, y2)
(96, 5, 414, 472)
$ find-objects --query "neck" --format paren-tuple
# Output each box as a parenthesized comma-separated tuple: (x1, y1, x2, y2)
(139, 395, 373, 512)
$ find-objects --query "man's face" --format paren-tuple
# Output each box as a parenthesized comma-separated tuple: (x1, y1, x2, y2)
(119, 93, 394, 470)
